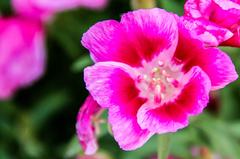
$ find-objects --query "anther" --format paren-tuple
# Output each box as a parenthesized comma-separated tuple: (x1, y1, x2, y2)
(155, 85, 161, 94)
(166, 77, 179, 88)
(152, 67, 159, 73)
(162, 70, 170, 77)
(161, 94, 165, 100)
(143, 74, 148, 80)
(152, 77, 161, 82)
(166, 77, 174, 83)
(158, 61, 164, 67)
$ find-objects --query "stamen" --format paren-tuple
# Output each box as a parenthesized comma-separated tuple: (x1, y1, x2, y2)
(158, 60, 164, 67)
(161, 94, 165, 100)
(154, 95, 161, 103)
(154, 85, 162, 103)
(155, 84, 161, 94)
(152, 67, 159, 73)
(162, 70, 170, 77)
(136, 75, 142, 83)
(166, 77, 174, 83)
(152, 77, 161, 82)
(160, 84, 166, 93)
(171, 80, 179, 88)
(174, 57, 182, 64)
(136, 59, 183, 104)
(166, 77, 179, 88)
(143, 74, 148, 80)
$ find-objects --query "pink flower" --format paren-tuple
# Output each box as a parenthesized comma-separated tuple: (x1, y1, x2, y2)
(0, 17, 45, 100)
(76, 96, 102, 155)
(184, 0, 240, 47)
(81, 8, 238, 151)
(12, 0, 108, 21)
(180, 16, 233, 47)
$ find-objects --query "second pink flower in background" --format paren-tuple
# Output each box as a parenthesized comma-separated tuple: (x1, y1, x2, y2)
(184, 0, 240, 47)
(12, 0, 108, 21)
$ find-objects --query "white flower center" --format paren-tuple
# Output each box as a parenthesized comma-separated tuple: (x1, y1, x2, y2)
(136, 59, 184, 104)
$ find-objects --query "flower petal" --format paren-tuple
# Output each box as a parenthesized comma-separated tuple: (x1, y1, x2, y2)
(138, 102, 188, 134)
(137, 67, 211, 133)
(181, 16, 233, 46)
(175, 23, 238, 90)
(12, 0, 108, 21)
(184, 0, 240, 47)
(76, 96, 101, 155)
(222, 33, 240, 47)
(184, 0, 213, 19)
(0, 17, 45, 100)
(81, 8, 178, 67)
(120, 8, 178, 62)
(174, 67, 211, 115)
(84, 62, 139, 108)
(211, 0, 240, 46)
(84, 62, 153, 150)
(108, 101, 153, 150)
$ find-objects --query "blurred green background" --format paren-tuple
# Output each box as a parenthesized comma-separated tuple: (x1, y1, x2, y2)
(0, 0, 240, 158)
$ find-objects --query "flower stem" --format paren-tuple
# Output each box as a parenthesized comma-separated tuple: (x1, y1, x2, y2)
(157, 134, 171, 159)
(130, 0, 156, 10)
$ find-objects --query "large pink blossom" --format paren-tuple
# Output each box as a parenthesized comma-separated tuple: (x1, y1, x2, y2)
(80, 8, 238, 151)
(184, 0, 240, 47)
(12, 0, 108, 21)
(76, 96, 102, 155)
(0, 17, 45, 100)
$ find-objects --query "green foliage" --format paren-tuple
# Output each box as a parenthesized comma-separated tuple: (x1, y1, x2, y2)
(158, 0, 184, 15)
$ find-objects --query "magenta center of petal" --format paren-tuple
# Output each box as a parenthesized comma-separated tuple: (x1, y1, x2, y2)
(136, 59, 184, 105)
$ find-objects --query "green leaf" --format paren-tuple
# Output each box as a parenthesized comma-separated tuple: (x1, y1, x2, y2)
(64, 136, 82, 158)
(228, 122, 240, 138)
(0, 146, 11, 159)
(159, 0, 184, 15)
(195, 114, 240, 158)
(71, 55, 93, 73)
(220, 87, 239, 120)
(171, 127, 200, 158)
(0, 0, 11, 15)
(29, 90, 71, 130)
(17, 113, 44, 158)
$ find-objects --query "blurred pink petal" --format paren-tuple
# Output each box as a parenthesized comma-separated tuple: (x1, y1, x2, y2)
(184, 0, 240, 47)
(12, 0, 108, 21)
(82, 8, 238, 151)
(76, 96, 102, 155)
(0, 17, 45, 100)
